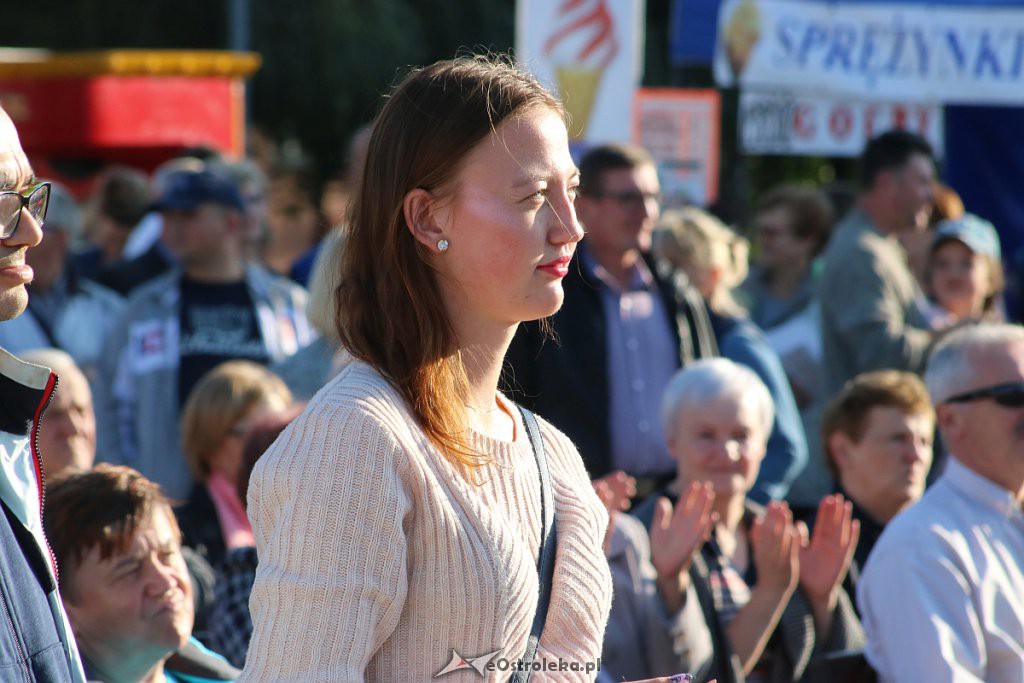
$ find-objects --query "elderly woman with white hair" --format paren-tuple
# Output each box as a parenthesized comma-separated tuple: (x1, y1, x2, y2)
(654, 207, 807, 506)
(632, 358, 865, 683)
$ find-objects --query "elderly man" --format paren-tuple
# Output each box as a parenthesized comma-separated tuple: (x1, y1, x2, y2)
(96, 169, 315, 498)
(857, 323, 1024, 682)
(0, 106, 86, 680)
(44, 465, 237, 682)
(0, 183, 124, 383)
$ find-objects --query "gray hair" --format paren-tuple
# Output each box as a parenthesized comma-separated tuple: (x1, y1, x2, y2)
(661, 358, 774, 437)
(924, 323, 1024, 403)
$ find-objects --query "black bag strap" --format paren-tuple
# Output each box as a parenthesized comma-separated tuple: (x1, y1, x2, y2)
(512, 406, 558, 683)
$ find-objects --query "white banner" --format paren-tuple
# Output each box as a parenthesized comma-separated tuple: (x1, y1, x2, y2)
(740, 90, 944, 157)
(715, 0, 1024, 104)
(516, 0, 645, 143)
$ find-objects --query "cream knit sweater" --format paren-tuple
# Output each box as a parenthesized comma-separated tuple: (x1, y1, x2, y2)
(239, 359, 612, 682)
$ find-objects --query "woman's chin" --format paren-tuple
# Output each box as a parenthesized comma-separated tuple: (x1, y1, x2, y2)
(520, 288, 565, 322)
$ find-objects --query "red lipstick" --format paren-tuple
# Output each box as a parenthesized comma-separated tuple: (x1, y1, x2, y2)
(538, 255, 571, 278)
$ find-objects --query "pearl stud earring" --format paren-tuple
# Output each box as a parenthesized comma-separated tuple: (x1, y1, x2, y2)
(437, 238, 449, 252)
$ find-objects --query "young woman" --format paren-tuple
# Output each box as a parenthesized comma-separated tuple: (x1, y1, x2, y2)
(239, 57, 616, 681)
(925, 214, 1004, 326)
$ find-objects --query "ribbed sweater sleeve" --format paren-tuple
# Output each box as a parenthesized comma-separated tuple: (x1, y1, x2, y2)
(241, 389, 413, 681)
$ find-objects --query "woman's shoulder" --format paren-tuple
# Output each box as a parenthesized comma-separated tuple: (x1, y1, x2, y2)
(262, 358, 422, 472)
(529, 409, 587, 473)
(307, 357, 414, 428)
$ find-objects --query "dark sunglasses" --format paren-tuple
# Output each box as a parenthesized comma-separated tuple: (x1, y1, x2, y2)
(944, 382, 1024, 408)
(0, 182, 50, 240)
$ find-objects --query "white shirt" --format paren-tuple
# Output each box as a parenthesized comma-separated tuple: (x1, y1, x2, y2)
(857, 457, 1024, 683)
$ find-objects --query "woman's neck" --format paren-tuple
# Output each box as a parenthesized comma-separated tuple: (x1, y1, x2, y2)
(458, 322, 519, 441)
(715, 493, 748, 537)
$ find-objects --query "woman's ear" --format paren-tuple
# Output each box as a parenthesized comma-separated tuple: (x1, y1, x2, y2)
(828, 431, 852, 473)
(403, 187, 446, 251)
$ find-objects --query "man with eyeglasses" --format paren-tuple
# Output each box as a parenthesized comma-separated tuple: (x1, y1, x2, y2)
(857, 323, 1024, 682)
(0, 106, 87, 680)
(0, 182, 126, 385)
(506, 143, 716, 498)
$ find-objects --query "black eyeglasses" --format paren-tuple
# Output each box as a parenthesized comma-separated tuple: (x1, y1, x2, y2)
(592, 190, 662, 208)
(0, 182, 50, 240)
(944, 382, 1024, 408)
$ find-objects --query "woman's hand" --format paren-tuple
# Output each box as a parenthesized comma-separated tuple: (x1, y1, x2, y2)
(749, 501, 800, 599)
(649, 482, 717, 613)
(727, 501, 800, 675)
(797, 494, 860, 636)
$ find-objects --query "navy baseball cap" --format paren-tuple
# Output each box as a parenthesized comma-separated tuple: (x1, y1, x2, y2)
(149, 169, 245, 213)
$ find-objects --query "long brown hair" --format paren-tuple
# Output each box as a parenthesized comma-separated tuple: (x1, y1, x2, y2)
(336, 55, 562, 467)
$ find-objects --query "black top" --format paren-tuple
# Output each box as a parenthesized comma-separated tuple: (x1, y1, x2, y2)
(177, 277, 268, 407)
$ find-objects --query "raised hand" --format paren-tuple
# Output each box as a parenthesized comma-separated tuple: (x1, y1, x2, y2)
(749, 501, 800, 598)
(593, 470, 637, 513)
(727, 502, 800, 675)
(650, 482, 716, 580)
(798, 494, 860, 610)
(649, 482, 717, 613)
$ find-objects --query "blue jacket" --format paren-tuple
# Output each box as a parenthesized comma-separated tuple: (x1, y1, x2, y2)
(0, 348, 85, 681)
(710, 312, 809, 504)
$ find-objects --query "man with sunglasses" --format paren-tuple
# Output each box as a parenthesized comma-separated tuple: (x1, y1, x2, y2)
(857, 323, 1024, 682)
(0, 106, 86, 679)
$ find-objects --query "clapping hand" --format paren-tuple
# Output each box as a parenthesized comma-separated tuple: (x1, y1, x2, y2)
(593, 470, 636, 513)
(797, 494, 860, 614)
(749, 501, 800, 599)
(649, 481, 717, 612)
(593, 471, 636, 555)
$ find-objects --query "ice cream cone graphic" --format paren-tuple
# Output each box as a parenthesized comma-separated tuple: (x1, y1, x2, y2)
(543, 0, 619, 140)
(555, 65, 603, 139)
(723, 0, 762, 80)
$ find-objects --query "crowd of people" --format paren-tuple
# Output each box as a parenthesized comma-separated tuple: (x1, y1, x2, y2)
(0, 53, 1020, 682)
